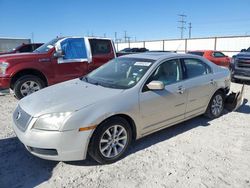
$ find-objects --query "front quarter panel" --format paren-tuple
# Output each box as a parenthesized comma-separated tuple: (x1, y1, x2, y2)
(61, 89, 141, 137)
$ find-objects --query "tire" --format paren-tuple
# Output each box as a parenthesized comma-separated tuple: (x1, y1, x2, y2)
(88, 117, 132, 164)
(13, 75, 45, 99)
(205, 90, 225, 119)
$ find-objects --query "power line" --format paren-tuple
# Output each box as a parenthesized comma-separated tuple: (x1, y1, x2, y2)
(178, 14, 187, 39)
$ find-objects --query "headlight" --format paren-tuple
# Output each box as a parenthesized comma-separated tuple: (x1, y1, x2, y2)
(0, 62, 9, 75)
(33, 112, 72, 131)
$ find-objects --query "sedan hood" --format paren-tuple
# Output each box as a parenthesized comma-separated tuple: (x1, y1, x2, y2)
(19, 79, 124, 117)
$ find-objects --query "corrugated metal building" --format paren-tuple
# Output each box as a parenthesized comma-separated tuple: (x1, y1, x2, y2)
(0, 37, 31, 52)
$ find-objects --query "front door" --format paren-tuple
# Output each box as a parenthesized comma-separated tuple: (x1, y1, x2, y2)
(53, 38, 89, 83)
(139, 59, 187, 135)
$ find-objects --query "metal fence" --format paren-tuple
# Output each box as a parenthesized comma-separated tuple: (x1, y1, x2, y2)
(116, 35, 250, 57)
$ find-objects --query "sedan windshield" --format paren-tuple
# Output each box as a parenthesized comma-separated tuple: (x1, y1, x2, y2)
(34, 37, 63, 53)
(83, 58, 154, 89)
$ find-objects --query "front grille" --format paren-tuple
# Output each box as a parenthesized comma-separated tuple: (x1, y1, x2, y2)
(236, 59, 250, 68)
(13, 105, 32, 132)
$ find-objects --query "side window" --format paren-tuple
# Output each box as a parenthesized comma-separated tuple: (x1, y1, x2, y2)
(213, 52, 226, 58)
(147, 59, 182, 86)
(60, 38, 87, 60)
(89, 39, 111, 55)
(19, 45, 32, 52)
(183, 58, 211, 79)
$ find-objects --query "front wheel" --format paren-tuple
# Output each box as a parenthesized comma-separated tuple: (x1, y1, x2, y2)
(205, 91, 225, 119)
(88, 117, 132, 164)
(13, 75, 45, 99)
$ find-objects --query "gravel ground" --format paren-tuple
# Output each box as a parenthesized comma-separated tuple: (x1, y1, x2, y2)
(0, 83, 250, 188)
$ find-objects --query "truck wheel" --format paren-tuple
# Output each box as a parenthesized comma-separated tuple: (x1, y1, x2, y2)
(88, 117, 132, 164)
(14, 75, 45, 99)
(205, 91, 225, 119)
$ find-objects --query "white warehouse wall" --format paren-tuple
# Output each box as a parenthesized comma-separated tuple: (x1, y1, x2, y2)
(164, 40, 185, 51)
(117, 35, 250, 57)
(187, 38, 215, 51)
(145, 41, 163, 50)
(129, 42, 144, 48)
(216, 36, 250, 52)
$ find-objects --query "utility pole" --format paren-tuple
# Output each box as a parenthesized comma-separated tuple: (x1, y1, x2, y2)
(31, 32, 34, 43)
(115, 32, 117, 42)
(114, 32, 118, 50)
(188, 22, 192, 38)
(124, 30, 127, 42)
(178, 14, 187, 39)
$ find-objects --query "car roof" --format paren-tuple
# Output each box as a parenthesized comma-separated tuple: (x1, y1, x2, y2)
(119, 52, 191, 61)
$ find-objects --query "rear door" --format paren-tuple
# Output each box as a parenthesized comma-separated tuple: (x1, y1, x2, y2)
(181, 58, 217, 118)
(87, 39, 115, 73)
(53, 38, 88, 83)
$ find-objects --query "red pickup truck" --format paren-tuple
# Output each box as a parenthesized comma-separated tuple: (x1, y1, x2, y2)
(0, 37, 116, 99)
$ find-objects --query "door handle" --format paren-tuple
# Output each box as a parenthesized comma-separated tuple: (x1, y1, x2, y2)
(177, 86, 185, 94)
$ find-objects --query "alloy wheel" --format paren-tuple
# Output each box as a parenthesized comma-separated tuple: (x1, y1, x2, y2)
(20, 81, 41, 96)
(99, 125, 128, 158)
(211, 94, 223, 116)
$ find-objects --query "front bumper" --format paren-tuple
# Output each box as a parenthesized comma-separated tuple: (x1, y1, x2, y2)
(0, 76, 11, 89)
(231, 66, 250, 81)
(225, 84, 245, 111)
(13, 119, 93, 161)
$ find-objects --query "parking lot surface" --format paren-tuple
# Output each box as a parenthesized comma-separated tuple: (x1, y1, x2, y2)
(0, 83, 250, 188)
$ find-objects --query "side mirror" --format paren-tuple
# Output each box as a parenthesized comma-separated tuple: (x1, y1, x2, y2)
(53, 50, 64, 58)
(147, 81, 164, 90)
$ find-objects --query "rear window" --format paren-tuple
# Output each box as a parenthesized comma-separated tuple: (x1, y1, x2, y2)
(188, 51, 204, 56)
(183, 58, 211, 79)
(213, 52, 226, 57)
(19, 45, 33, 52)
(89, 39, 111, 55)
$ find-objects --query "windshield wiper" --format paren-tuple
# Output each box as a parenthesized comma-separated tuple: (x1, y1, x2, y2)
(81, 76, 88, 82)
(81, 77, 101, 86)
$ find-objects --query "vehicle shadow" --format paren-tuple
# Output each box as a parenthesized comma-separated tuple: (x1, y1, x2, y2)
(0, 137, 58, 188)
(235, 99, 250, 114)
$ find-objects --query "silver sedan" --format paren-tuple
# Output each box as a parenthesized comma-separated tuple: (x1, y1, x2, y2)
(12, 53, 231, 164)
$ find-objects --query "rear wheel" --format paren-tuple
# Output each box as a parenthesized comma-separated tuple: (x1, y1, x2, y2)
(88, 117, 132, 164)
(13, 75, 45, 99)
(205, 91, 225, 119)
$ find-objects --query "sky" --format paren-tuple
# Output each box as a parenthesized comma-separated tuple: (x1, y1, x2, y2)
(0, 0, 250, 43)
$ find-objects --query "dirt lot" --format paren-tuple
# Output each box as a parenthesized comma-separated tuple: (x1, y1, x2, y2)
(0, 83, 250, 188)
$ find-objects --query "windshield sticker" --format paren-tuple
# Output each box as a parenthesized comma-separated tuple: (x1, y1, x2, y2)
(47, 45, 54, 49)
(134, 62, 151, 66)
